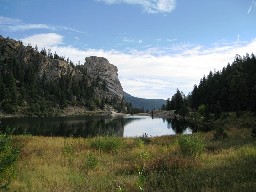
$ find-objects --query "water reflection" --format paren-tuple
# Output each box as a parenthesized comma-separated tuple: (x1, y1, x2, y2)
(166, 118, 192, 134)
(0, 116, 192, 137)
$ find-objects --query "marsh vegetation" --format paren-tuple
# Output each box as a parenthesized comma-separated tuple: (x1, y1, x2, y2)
(3, 126, 255, 191)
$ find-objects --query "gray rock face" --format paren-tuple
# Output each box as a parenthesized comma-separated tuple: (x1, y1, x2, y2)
(39, 59, 75, 80)
(84, 56, 123, 98)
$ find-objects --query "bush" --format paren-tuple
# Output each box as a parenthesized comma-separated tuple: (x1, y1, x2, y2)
(177, 134, 205, 157)
(83, 153, 98, 173)
(139, 133, 151, 145)
(214, 127, 228, 140)
(89, 136, 122, 153)
(0, 131, 20, 189)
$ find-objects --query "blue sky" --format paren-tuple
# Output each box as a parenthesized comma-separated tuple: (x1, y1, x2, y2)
(1, 0, 256, 99)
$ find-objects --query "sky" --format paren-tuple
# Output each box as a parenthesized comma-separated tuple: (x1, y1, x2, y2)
(0, 0, 256, 99)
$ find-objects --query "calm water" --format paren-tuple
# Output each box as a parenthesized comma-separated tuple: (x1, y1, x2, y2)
(0, 115, 192, 137)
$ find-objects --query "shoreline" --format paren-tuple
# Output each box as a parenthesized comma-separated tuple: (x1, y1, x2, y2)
(0, 110, 130, 119)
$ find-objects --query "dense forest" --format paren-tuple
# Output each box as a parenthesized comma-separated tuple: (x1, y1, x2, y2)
(165, 53, 256, 117)
(0, 36, 125, 116)
(189, 54, 256, 114)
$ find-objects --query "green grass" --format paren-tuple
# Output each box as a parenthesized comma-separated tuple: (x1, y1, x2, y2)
(6, 128, 256, 191)
(0, 130, 20, 190)
(177, 133, 205, 157)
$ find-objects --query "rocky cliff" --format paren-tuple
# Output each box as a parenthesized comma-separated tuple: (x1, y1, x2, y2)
(84, 56, 123, 98)
(0, 35, 124, 116)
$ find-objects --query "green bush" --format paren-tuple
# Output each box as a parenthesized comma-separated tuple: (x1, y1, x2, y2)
(89, 136, 122, 153)
(0, 131, 20, 189)
(177, 134, 205, 157)
(83, 153, 98, 172)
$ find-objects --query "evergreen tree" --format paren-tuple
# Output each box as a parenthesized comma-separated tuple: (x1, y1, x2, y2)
(166, 89, 188, 116)
(189, 53, 256, 114)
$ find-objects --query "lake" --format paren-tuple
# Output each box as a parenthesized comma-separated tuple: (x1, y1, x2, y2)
(0, 115, 192, 137)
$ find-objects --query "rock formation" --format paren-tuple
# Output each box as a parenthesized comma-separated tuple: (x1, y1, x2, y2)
(84, 56, 123, 98)
(0, 35, 125, 115)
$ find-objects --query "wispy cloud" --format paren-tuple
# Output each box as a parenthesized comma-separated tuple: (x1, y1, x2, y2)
(97, 0, 176, 14)
(0, 16, 21, 25)
(248, 0, 256, 14)
(122, 36, 143, 44)
(0, 16, 84, 33)
(0, 16, 53, 31)
(4, 24, 54, 32)
(20, 33, 256, 99)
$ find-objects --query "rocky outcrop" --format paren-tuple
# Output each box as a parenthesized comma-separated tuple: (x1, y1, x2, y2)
(0, 36, 125, 115)
(84, 56, 123, 98)
(40, 59, 76, 80)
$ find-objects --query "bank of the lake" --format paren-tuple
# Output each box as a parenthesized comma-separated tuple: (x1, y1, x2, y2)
(0, 109, 122, 119)
(8, 128, 256, 191)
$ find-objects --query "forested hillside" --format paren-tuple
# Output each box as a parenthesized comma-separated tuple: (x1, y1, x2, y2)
(124, 92, 166, 111)
(0, 36, 125, 116)
(163, 53, 256, 119)
(189, 54, 256, 114)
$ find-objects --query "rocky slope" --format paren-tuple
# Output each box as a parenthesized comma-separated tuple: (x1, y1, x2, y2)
(0, 35, 124, 116)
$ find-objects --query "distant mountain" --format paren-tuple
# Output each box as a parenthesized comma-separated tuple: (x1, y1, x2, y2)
(124, 92, 166, 111)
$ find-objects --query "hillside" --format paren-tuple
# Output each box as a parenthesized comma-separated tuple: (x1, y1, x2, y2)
(124, 92, 166, 111)
(189, 54, 256, 114)
(0, 36, 125, 116)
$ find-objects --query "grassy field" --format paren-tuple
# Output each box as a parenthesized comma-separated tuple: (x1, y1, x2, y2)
(7, 128, 256, 192)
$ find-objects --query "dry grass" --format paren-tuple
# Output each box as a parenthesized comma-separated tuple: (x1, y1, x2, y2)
(7, 128, 256, 191)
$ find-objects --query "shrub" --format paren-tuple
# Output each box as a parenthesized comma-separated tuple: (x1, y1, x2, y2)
(61, 140, 75, 166)
(0, 131, 20, 189)
(83, 153, 98, 173)
(89, 136, 122, 153)
(214, 127, 228, 140)
(139, 133, 151, 145)
(177, 134, 205, 157)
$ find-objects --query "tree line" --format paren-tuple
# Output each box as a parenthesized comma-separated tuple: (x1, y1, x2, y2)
(164, 53, 256, 117)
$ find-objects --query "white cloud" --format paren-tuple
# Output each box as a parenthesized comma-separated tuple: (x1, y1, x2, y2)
(0, 16, 84, 33)
(0, 16, 21, 25)
(0, 16, 54, 31)
(5, 24, 54, 32)
(97, 0, 176, 13)
(21, 33, 64, 48)
(122, 36, 143, 44)
(248, 0, 256, 14)
(20, 33, 256, 99)
(122, 36, 134, 43)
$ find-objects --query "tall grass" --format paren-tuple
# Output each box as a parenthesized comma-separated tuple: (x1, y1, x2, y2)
(177, 133, 205, 157)
(89, 136, 123, 153)
(0, 130, 20, 189)
(7, 128, 256, 191)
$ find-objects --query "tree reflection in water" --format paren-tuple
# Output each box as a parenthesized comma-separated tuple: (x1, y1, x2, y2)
(166, 118, 192, 134)
(0, 116, 140, 137)
(0, 116, 192, 137)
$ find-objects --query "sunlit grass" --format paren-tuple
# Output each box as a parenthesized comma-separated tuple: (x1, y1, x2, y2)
(8, 128, 256, 191)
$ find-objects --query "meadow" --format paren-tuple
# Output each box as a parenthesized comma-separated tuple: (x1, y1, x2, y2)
(5, 127, 256, 192)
